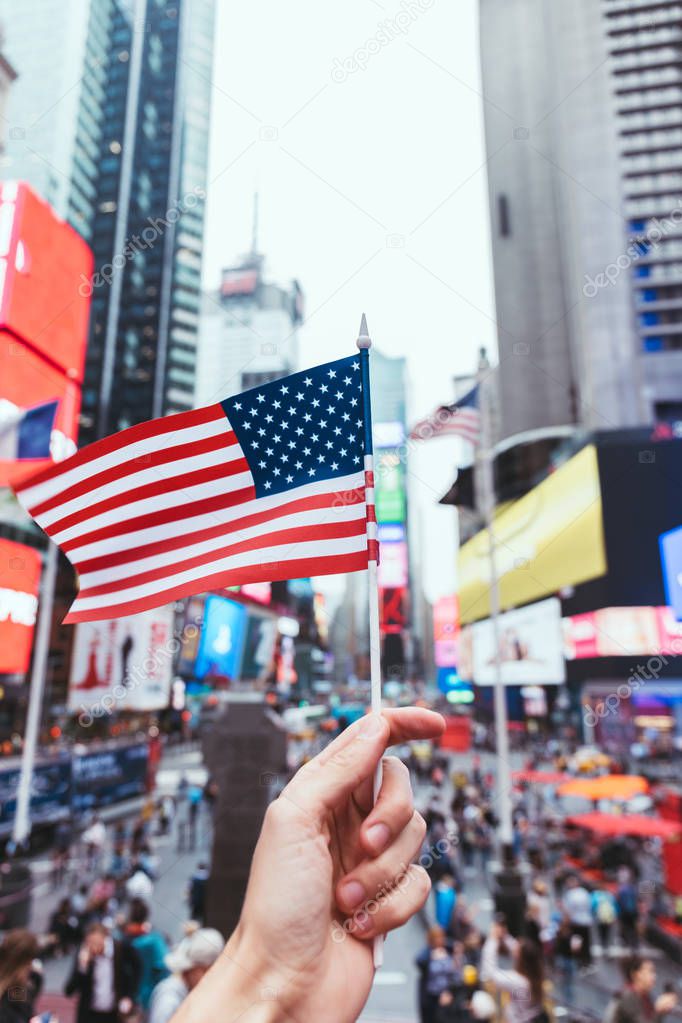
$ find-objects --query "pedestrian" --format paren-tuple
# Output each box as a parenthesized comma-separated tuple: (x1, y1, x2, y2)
(526, 879, 551, 949)
(433, 874, 457, 931)
(48, 897, 80, 957)
(592, 884, 618, 957)
(123, 899, 169, 1012)
(0, 930, 43, 1023)
(553, 916, 577, 1007)
(561, 875, 594, 971)
(188, 863, 209, 924)
(52, 819, 72, 889)
(148, 928, 225, 1023)
(187, 784, 203, 851)
(415, 926, 456, 1023)
(616, 871, 640, 951)
(125, 866, 154, 905)
(481, 921, 548, 1023)
(65, 921, 140, 1023)
(82, 815, 107, 875)
(610, 955, 677, 1023)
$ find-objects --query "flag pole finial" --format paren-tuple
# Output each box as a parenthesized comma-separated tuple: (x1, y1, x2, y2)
(356, 313, 371, 350)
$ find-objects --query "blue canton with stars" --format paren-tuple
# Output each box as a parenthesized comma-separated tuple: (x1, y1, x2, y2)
(221, 355, 366, 499)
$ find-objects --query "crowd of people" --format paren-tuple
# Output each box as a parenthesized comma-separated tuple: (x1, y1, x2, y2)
(0, 776, 217, 1023)
(413, 755, 680, 1023)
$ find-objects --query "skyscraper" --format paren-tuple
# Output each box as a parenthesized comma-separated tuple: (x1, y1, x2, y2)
(479, 0, 682, 444)
(195, 253, 303, 408)
(0, 0, 215, 441)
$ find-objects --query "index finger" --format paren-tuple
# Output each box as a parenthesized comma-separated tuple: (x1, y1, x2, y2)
(285, 708, 444, 819)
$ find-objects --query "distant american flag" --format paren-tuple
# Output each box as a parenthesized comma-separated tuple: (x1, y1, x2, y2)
(409, 385, 480, 445)
(15, 355, 374, 623)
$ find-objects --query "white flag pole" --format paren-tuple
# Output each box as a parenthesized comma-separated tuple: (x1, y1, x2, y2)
(12, 541, 58, 848)
(356, 314, 384, 969)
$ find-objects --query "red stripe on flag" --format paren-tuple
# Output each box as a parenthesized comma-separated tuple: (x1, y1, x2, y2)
(48, 457, 250, 536)
(18, 403, 226, 491)
(366, 505, 376, 523)
(64, 550, 370, 623)
(365, 470, 374, 488)
(75, 487, 367, 574)
(78, 519, 369, 599)
(368, 539, 379, 562)
(28, 430, 237, 518)
(59, 484, 258, 552)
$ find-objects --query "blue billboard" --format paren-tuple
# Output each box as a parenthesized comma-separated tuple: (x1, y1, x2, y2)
(660, 525, 682, 620)
(195, 595, 248, 681)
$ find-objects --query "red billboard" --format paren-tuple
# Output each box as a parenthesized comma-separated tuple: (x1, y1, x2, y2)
(0, 538, 41, 674)
(0, 181, 93, 487)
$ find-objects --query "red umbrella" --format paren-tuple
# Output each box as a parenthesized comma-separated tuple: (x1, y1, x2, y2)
(566, 812, 682, 841)
(512, 770, 571, 785)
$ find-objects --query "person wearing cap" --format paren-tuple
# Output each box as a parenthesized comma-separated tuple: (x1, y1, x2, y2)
(147, 929, 225, 1023)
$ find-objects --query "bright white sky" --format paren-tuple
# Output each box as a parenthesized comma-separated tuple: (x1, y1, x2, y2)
(202, 0, 496, 602)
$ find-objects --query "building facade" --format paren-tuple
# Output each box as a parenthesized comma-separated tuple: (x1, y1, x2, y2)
(479, 0, 682, 444)
(195, 257, 303, 407)
(0, 0, 215, 441)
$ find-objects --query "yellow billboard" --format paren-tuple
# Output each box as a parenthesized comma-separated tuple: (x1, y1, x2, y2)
(458, 444, 607, 624)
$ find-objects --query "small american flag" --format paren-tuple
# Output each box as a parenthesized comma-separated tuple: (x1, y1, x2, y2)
(15, 355, 375, 623)
(409, 385, 480, 445)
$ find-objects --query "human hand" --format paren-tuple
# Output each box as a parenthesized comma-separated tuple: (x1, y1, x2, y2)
(655, 992, 677, 1016)
(172, 707, 444, 1023)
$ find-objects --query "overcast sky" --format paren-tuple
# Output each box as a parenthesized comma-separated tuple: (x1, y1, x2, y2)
(202, 0, 496, 601)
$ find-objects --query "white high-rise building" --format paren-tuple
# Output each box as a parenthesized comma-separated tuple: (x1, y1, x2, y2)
(195, 256, 303, 407)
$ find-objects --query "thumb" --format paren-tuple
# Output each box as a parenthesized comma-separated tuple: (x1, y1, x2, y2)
(284, 713, 388, 820)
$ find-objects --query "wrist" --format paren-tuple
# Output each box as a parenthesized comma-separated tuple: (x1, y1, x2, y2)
(173, 924, 293, 1023)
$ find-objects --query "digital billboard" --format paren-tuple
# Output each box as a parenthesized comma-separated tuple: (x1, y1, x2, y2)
(195, 595, 248, 681)
(660, 525, 682, 620)
(563, 605, 682, 659)
(377, 540, 408, 588)
(380, 586, 407, 635)
(0, 538, 41, 675)
(375, 454, 406, 524)
(433, 595, 460, 668)
(469, 597, 565, 685)
(0, 182, 93, 487)
(69, 605, 175, 713)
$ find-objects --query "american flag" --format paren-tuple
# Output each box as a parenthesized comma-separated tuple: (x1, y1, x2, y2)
(15, 355, 375, 624)
(409, 385, 480, 445)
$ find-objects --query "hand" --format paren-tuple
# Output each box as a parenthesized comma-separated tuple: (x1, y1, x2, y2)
(173, 708, 444, 1023)
(655, 992, 677, 1015)
(77, 946, 90, 971)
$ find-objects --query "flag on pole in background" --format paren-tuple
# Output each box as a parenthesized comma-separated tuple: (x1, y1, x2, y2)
(409, 386, 480, 445)
(0, 399, 58, 460)
(14, 356, 373, 623)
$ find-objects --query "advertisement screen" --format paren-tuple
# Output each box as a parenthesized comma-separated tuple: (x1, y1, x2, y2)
(195, 595, 248, 681)
(68, 605, 175, 713)
(471, 597, 565, 685)
(0, 756, 72, 836)
(380, 586, 407, 635)
(241, 613, 277, 682)
(434, 595, 460, 668)
(378, 541, 408, 588)
(71, 744, 148, 814)
(0, 182, 92, 487)
(660, 525, 682, 620)
(376, 455, 406, 524)
(0, 538, 41, 675)
(458, 445, 606, 624)
(563, 605, 682, 659)
(177, 596, 205, 677)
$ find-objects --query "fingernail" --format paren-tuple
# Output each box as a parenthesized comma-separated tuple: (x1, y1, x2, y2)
(339, 880, 366, 909)
(365, 822, 390, 853)
(357, 713, 384, 738)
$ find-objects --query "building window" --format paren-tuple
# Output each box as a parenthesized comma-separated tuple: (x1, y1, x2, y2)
(498, 194, 511, 237)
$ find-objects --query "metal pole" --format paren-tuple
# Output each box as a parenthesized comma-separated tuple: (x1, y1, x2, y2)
(12, 541, 58, 848)
(357, 314, 384, 968)
(476, 352, 514, 860)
